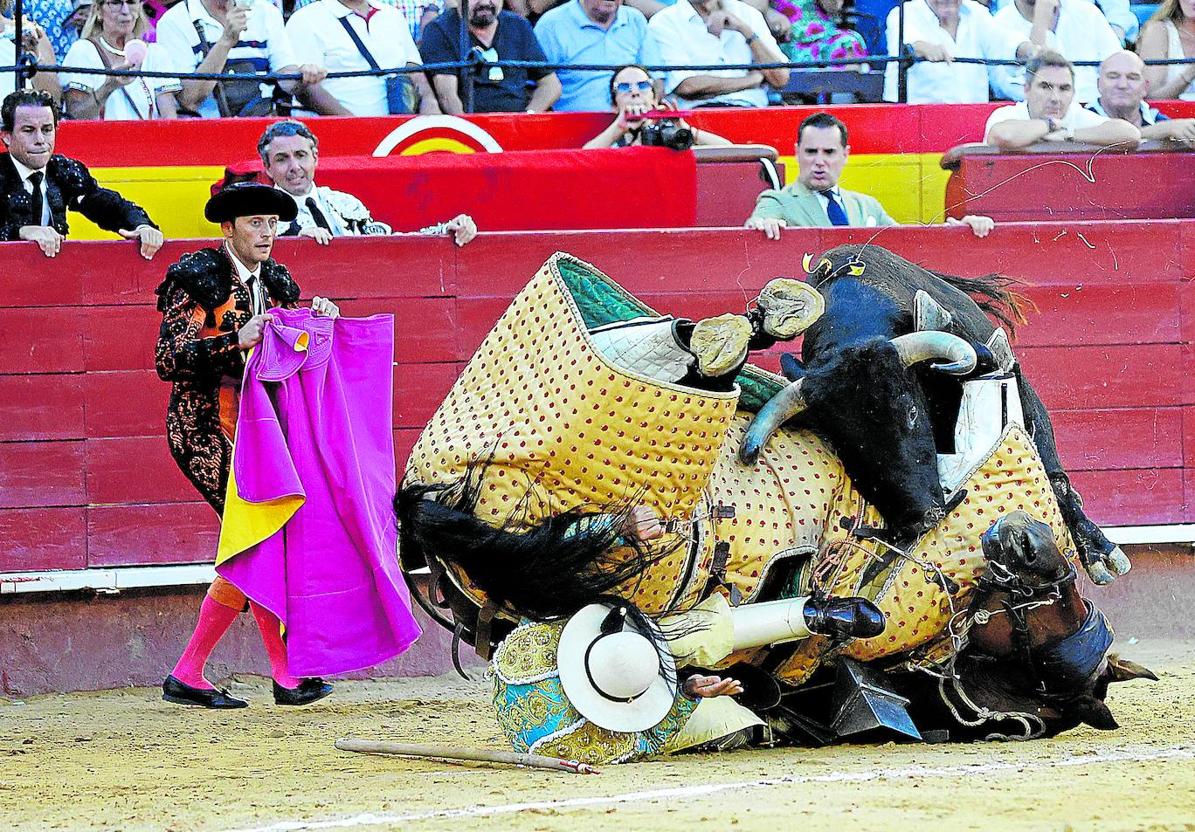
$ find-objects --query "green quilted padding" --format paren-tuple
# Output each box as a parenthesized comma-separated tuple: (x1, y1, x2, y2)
(555, 255, 785, 414)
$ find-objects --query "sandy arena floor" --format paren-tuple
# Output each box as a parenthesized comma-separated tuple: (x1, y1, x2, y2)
(2, 641, 1193, 832)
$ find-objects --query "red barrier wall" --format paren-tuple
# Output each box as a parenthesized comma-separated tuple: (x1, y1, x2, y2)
(2, 221, 1192, 574)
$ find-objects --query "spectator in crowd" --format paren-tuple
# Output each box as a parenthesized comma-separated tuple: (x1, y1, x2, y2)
(62, 0, 181, 119)
(257, 119, 478, 245)
(1, 11, 62, 102)
(1137, 0, 1195, 101)
(0, 90, 163, 257)
(883, 0, 1042, 103)
(522, 0, 667, 25)
(584, 63, 731, 146)
(775, 0, 867, 66)
(984, 50, 1140, 146)
(156, 0, 343, 117)
(746, 111, 996, 237)
(419, 0, 562, 113)
(1088, 50, 1195, 142)
(292, 0, 445, 41)
(65, 0, 92, 37)
(649, 0, 789, 108)
(989, 0, 1120, 103)
(285, 0, 439, 116)
(22, 0, 77, 59)
(534, 0, 662, 112)
(988, 0, 1137, 45)
(158, 182, 340, 710)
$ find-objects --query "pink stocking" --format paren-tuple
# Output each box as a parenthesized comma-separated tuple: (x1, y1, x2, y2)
(249, 601, 302, 689)
(171, 594, 240, 690)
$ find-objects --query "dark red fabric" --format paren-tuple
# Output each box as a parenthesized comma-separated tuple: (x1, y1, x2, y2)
(313, 148, 697, 232)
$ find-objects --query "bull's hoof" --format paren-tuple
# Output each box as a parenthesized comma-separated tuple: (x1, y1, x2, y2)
(1084, 545, 1131, 585)
(691, 314, 753, 378)
(803, 596, 886, 640)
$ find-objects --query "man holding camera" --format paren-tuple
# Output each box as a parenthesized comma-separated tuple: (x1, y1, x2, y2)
(156, 0, 346, 117)
(584, 64, 730, 148)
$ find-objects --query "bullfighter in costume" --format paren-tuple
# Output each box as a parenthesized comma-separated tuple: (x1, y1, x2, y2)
(397, 252, 1148, 763)
(157, 183, 342, 709)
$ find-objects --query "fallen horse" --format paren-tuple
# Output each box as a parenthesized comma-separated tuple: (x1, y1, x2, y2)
(395, 251, 1155, 764)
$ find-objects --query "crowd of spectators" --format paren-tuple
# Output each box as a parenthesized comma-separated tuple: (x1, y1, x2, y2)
(1, 0, 1190, 120)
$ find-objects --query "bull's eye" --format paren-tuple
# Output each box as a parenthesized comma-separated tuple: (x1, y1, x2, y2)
(906, 406, 918, 429)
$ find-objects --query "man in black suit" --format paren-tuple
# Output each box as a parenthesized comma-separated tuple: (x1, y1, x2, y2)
(0, 89, 164, 259)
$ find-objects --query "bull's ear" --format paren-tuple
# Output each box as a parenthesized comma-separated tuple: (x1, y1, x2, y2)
(1073, 696, 1119, 731)
(1107, 654, 1159, 683)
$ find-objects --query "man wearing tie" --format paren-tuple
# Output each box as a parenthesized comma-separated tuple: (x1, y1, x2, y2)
(256, 119, 478, 246)
(0, 90, 164, 259)
(745, 112, 994, 240)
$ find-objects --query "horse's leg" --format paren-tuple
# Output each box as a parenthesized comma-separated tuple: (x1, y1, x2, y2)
(1014, 370, 1130, 584)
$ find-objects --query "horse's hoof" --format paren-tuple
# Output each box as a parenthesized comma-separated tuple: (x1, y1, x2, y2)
(1108, 546, 1132, 576)
(1085, 561, 1115, 585)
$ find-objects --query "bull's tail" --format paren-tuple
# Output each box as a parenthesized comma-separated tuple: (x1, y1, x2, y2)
(931, 270, 1035, 335)
(395, 462, 661, 622)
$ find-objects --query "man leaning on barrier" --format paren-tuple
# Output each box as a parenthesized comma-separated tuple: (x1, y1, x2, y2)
(746, 111, 995, 239)
(0, 89, 164, 258)
(258, 119, 478, 246)
(1087, 50, 1195, 145)
(984, 50, 1140, 149)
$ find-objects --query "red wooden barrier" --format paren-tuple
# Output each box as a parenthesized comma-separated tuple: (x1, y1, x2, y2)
(2, 221, 1192, 573)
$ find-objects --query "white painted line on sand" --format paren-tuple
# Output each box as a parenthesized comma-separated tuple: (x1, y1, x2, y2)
(219, 744, 1195, 832)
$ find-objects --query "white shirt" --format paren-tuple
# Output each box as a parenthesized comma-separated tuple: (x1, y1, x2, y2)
(223, 240, 267, 315)
(11, 156, 51, 226)
(989, 0, 1120, 104)
(62, 40, 182, 120)
(286, 0, 420, 116)
(0, 39, 16, 101)
(983, 100, 1110, 142)
(884, 0, 1025, 103)
(156, 0, 298, 118)
(648, 0, 780, 108)
(990, 0, 1136, 43)
(279, 184, 348, 236)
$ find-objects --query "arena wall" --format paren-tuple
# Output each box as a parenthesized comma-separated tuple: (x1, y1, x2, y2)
(1, 222, 1192, 694)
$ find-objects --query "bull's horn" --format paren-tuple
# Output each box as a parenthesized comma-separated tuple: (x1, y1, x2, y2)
(890, 332, 977, 375)
(914, 290, 953, 333)
(739, 378, 806, 466)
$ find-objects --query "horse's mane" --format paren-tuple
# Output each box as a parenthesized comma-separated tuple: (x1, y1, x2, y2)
(928, 270, 1034, 335)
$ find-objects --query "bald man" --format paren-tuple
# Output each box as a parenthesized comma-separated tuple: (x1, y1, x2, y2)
(1089, 51, 1195, 145)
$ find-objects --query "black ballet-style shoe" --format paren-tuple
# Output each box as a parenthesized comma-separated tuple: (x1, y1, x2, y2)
(803, 596, 887, 641)
(273, 678, 334, 706)
(162, 674, 249, 709)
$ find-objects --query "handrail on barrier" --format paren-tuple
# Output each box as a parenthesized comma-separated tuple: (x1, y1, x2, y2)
(940, 139, 1195, 169)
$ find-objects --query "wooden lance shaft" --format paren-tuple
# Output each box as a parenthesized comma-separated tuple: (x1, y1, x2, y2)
(334, 739, 601, 775)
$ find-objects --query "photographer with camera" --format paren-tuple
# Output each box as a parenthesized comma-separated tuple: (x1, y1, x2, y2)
(157, 0, 346, 117)
(584, 64, 730, 149)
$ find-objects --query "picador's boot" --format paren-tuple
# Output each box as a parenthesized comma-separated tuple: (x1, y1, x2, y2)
(803, 596, 886, 641)
(273, 678, 334, 706)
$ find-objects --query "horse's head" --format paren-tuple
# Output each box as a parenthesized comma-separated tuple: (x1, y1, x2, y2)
(961, 511, 1156, 736)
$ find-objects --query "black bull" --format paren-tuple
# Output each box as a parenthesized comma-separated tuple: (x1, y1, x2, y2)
(742, 244, 1131, 586)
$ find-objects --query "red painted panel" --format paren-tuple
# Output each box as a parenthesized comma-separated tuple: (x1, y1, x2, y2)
(0, 507, 86, 572)
(1015, 283, 1181, 347)
(847, 222, 1186, 286)
(84, 436, 196, 505)
(1070, 468, 1185, 526)
(395, 427, 422, 471)
(1051, 408, 1183, 472)
(0, 375, 85, 442)
(946, 153, 1195, 222)
(0, 308, 86, 374)
(1186, 468, 1195, 523)
(1018, 344, 1185, 410)
(0, 442, 86, 508)
(0, 253, 81, 308)
(334, 297, 460, 363)
(83, 370, 171, 439)
(1178, 271, 1195, 345)
(83, 306, 160, 371)
(394, 363, 463, 429)
(274, 236, 451, 299)
(1183, 407, 1195, 469)
(695, 161, 774, 228)
(87, 503, 219, 567)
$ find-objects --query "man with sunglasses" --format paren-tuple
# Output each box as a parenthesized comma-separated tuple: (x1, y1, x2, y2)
(584, 63, 730, 147)
(420, 0, 561, 113)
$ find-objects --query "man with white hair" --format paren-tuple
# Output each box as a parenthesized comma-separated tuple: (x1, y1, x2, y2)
(1087, 50, 1195, 144)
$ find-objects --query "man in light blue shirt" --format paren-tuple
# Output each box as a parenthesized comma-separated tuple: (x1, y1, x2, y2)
(534, 0, 662, 112)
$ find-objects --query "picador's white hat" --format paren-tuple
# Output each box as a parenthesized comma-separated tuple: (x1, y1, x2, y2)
(557, 602, 678, 733)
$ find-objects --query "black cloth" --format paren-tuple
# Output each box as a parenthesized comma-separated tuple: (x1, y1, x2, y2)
(28, 171, 44, 227)
(305, 197, 332, 231)
(419, 9, 550, 113)
(0, 152, 155, 240)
